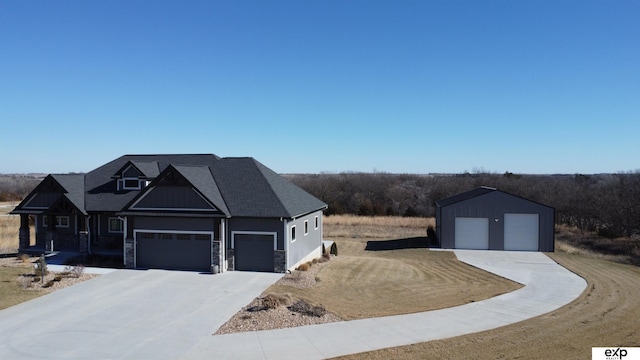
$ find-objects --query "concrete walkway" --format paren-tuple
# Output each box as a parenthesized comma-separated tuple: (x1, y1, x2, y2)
(183, 250, 587, 359)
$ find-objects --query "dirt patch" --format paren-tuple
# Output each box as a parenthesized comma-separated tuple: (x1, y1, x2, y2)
(332, 252, 640, 360)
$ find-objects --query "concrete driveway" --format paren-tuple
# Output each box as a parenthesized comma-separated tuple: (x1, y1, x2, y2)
(0, 269, 282, 359)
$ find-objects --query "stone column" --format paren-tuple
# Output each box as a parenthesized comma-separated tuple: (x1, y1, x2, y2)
(227, 249, 235, 271)
(78, 231, 89, 254)
(211, 240, 221, 273)
(18, 215, 30, 251)
(274, 250, 286, 273)
(124, 238, 135, 268)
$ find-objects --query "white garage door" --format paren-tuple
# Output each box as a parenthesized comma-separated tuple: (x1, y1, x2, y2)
(455, 217, 489, 250)
(504, 213, 539, 251)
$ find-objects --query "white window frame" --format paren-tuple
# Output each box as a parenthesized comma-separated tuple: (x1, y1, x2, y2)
(314, 215, 319, 230)
(120, 178, 142, 191)
(291, 225, 296, 243)
(304, 220, 309, 235)
(108, 217, 123, 233)
(42, 215, 70, 228)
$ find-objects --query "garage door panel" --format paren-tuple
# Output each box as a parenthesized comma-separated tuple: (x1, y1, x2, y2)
(455, 217, 489, 250)
(234, 234, 274, 272)
(504, 214, 539, 251)
(136, 232, 211, 271)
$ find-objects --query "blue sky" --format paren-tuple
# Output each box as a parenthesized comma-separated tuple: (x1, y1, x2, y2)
(1, 0, 638, 174)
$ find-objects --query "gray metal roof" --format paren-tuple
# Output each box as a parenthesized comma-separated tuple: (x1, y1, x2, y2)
(435, 186, 496, 207)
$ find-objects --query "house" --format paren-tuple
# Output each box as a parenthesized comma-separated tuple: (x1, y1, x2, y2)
(11, 154, 328, 272)
(435, 187, 554, 252)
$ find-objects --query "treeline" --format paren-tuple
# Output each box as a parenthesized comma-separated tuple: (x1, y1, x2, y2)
(0, 175, 42, 202)
(287, 171, 640, 238)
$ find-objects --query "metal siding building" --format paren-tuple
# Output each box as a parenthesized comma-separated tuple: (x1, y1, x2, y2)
(436, 187, 555, 252)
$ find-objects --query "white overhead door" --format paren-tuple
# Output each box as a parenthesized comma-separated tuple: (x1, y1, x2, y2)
(455, 217, 489, 250)
(504, 213, 539, 251)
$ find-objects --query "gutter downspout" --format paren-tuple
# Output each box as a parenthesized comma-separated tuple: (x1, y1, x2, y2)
(118, 216, 127, 266)
(87, 215, 92, 255)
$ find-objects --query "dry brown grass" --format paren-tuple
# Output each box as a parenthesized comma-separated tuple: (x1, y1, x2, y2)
(264, 216, 519, 320)
(333, 252, 640, 360)
(0, 215, 20, 254)
(324, 214, 434, 239)
(0, 202, 35, 254)
(555, 224, 640, 266)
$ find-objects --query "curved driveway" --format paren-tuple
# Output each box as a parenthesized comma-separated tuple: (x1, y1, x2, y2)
(0, 251, 586, 359)
(184, 250, 587, 359)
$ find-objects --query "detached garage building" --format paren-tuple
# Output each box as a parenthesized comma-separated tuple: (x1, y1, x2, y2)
(435, 187, 554, 252)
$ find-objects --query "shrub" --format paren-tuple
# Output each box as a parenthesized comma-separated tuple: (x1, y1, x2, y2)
(17, 276, 32, 289)
(261, 293, 292, 309)
(297, 263, 310, 271)
(64, 265, 85, 278)
(287, 299, 326, 317)
(17, 254, 30, 263)
(33, 256, 48, 277)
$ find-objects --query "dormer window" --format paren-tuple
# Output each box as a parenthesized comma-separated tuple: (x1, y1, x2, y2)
(119, 178, 142, 190)
(113, 161, 158, 191)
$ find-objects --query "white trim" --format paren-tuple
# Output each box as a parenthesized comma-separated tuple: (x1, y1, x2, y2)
(284, 219, 289, 269)
(133, 229, 215, 269)
(304, 220, 309, 235)
(314, 215, 319, 230)
(97, 214, 101, 236)
(42, 215, 70, 228)
(129, 207, 219, 212)
(231, 231, 278, 251)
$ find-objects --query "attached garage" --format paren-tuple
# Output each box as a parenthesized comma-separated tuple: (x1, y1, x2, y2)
(233, 233, 275, 272)
(136, 231, 212, 271)
(436, 187, 555, 252)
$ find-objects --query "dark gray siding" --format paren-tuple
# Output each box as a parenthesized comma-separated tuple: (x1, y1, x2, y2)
(438, 191, 554, 251)
(287, 210, 323, 266)
(24, 193, 60, 208)
(132, 186, 216, 210)
(227, 218, 284, 250)
(133, 216, 216, 234)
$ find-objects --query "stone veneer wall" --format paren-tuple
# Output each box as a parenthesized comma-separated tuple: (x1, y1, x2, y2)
(274, 250, 286, 273)
(124, 238, 134, 268)
(226, 249, 234, 271)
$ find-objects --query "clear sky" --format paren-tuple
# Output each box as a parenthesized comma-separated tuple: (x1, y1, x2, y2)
(1, 0, 638, 175)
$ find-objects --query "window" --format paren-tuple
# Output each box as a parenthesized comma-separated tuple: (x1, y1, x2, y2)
(314, 216, 319, 229)
(304, 220, 309, 235)
(120, 178, 141, 190)
(291, 226, 296, 242)
(108, 217, 123, 233)
(43, 216, 70, 228)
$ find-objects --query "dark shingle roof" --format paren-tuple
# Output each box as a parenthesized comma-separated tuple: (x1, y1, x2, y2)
(81, 154, 326, 218)
(211, 158, 327, 218)
(85, 154, 220, 212)
(51, 174, 86, 214)
(173, 165, 230, 215)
